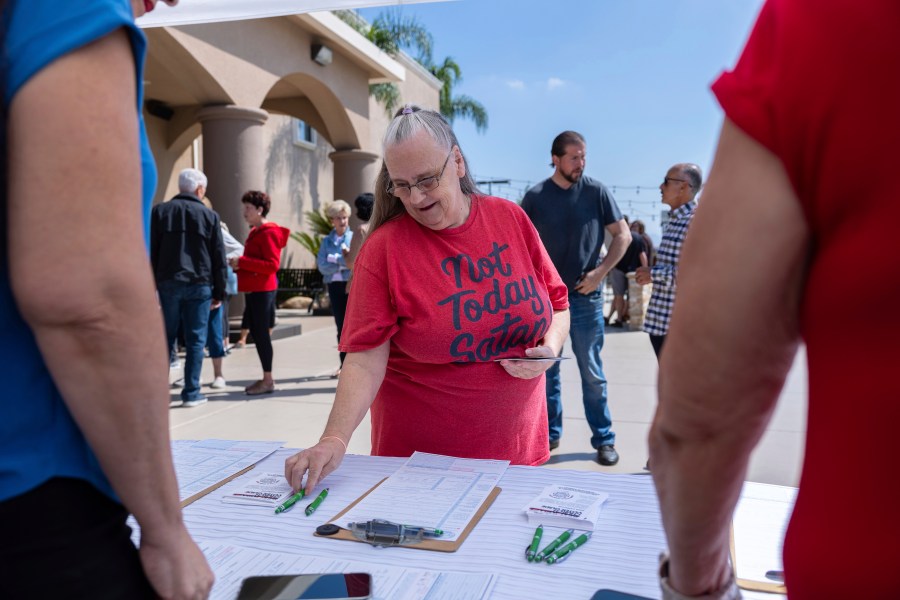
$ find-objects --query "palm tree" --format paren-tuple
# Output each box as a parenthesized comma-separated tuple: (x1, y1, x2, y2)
(334, 10, 489, 133)
(428, 56, 488, 133)
(335, 10, 431, 115)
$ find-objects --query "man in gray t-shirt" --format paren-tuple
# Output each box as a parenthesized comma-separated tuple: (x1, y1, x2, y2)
(521, 130, 630, 466)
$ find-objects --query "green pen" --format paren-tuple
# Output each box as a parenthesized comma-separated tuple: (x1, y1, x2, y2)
(304, 488, 329, 516)
(403, 525, 444, 537)
(535, 528, 574, 562)
(525, 524, 543, 562)
(545, 531, 592, 565)
(274, 489, 305, 514)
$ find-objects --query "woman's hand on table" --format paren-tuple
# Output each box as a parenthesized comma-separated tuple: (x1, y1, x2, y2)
(284, 437, 347, 495)
(498, 345, 559, 379)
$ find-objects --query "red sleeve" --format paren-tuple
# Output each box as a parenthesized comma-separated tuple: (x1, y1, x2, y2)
(338, 233, 400, 352)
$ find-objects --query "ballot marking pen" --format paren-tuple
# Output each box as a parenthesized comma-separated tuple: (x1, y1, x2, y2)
(545, 531, 592, 565)
(403, 525, 444, 537)
(305, 488, 330, 516)
(525, 524, 543, 562)
(535, 528, 574, 562)
(274, 490, 305, 514)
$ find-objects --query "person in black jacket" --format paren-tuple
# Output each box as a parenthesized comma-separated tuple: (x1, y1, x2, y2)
(150, 168, 226, 407)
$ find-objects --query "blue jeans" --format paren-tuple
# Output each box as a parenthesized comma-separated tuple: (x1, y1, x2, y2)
(206, 303, 225, 359)
(158, 281, 211, 401)
(546, 289, 614, 448)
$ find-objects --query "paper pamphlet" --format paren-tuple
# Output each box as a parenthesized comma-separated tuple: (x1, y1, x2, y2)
(171, 439, 285, 504)
(339, 452, 508, 542)
(221, 472, 295, 507)
(201, 541, 498, 600)
(523, 484, 609, 530)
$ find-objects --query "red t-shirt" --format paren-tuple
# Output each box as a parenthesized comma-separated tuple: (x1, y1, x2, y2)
(713, 1, 900, 596)
(340, 195, 568, 466)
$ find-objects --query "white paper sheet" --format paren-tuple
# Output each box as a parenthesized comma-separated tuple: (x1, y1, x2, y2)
(732, 483, 796, 585)
(221, 472, 296, 507)
(201, 541, 497, 600)
(172, 439, 285, 502)
(523, 484, 609, 530)
(338, 452, 508, 542)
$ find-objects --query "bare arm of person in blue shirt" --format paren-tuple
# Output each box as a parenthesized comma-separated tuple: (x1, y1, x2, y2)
(7, 24, 213, 600)
(649, 119, 808, 596)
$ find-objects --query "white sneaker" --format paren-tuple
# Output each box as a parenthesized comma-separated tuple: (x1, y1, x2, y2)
(171, 377, 184, 388)
(210, 376, 227, 389)
(169, 399, 184, 408)
(169, 358, 182, 370)
(182, 396, 208, 408)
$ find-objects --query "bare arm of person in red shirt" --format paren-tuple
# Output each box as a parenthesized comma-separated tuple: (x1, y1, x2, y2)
(284, 342, 390, 494)
(498, 308, 570, 379)
(8, 28, 212, 600)
(649, 119, 809, 595)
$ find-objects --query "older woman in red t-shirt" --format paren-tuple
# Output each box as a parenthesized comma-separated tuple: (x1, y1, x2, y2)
(229, 191, 289, 395)
(285, 106, 570, 495)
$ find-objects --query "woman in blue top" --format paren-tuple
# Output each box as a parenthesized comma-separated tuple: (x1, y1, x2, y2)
(316, 200, 353, 375)
(0, 0, 212, 597)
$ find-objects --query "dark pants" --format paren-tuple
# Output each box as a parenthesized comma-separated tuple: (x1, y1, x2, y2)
(247, 290, 276, 372)
(649, 334, 666, 359)
(328, 281, 348, 365)
(241, 296, 275, 332)
(0, 478, 155, 599)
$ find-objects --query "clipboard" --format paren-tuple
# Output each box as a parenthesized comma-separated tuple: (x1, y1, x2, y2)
(314, 477, 502, 552)
(729, 527, 787, 595)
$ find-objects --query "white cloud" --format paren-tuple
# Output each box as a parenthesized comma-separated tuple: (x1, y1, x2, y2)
(546, 77, 565, 91)
(506, 79, 526, 91)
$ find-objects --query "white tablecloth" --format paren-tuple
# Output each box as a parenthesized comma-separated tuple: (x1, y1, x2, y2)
(182, 450, 791, 600)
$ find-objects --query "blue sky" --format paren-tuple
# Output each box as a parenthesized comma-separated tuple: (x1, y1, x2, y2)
(359, 0, 765, 242)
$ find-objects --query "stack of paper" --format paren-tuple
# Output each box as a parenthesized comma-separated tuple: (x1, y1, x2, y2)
(220, 472, 296, 507)
(522, 484, 609, 530)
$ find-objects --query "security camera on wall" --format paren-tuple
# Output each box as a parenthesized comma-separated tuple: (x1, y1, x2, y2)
(311, 44, 333, 66)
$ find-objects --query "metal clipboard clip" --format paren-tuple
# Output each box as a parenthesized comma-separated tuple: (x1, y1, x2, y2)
(346, 519, 426, 548)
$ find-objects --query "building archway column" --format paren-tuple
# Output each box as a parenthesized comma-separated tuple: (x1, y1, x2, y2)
(198, 105, 269, 323)
(198, 105, 269, 241)
(329, 149, 380, 225)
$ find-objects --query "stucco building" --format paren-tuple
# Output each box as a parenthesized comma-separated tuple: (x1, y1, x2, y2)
(142, 11, 441, 272)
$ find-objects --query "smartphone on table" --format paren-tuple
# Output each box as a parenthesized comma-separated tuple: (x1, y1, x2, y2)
(237, 573, 372, 600)
(590, 590, 654, 600)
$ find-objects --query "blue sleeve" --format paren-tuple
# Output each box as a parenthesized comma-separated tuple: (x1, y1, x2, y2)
(6, 0, 155, 247)
(5, 0, 139, 104)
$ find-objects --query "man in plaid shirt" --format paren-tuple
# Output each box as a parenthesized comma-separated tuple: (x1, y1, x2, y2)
(636, 164, 702, 358)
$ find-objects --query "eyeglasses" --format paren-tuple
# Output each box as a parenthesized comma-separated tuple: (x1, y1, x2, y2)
(387, 149, 453, 198)
(662, 177, 688, 187)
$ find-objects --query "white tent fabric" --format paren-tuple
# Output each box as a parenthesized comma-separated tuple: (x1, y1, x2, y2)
(137, 0, 450, 28)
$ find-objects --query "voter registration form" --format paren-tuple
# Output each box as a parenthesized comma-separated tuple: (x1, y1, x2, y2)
(339, 452, 509, 541)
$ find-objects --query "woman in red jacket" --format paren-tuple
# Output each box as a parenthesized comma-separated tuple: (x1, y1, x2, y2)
(229, 191, 289, 395)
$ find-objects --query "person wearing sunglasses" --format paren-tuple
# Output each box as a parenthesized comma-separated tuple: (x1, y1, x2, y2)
(635, 163, 702, 359)
(285, 105, 570, 494)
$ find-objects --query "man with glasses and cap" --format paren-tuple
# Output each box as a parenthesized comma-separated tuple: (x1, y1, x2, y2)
(635, 163, 702, 359)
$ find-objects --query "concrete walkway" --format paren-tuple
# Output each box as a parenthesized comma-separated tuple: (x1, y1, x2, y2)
(170, 310, 807, 487)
